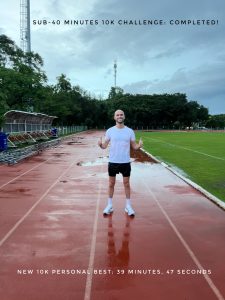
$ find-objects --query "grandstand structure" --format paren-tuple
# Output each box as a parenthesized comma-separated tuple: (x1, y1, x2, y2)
(3, 110, 57, 147)
(3, 110, 56, 133)
(0, 110, 87, 164)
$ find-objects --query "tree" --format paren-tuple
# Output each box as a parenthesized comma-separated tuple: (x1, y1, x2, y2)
(108, 86, 124, 100)
(0, 34, 47, 112)
(55, 74, 72, 93)
(0, 35, 210, 130)
(206, 114, 225, 129)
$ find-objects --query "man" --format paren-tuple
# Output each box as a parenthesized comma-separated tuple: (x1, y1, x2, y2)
(98, 109, 143, 217)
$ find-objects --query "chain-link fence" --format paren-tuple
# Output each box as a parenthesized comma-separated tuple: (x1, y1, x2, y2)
(56, 126, 87, 136)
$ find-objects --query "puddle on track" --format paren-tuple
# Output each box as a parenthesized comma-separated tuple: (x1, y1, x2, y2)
(67, 136, 85, 145)
(77, 149, 157, 166)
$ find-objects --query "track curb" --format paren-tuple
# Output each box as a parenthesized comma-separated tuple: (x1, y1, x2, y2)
(141, 148, 225, 211)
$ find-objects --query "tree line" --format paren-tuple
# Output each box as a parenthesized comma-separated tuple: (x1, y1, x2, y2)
(1, 34, 225, 130)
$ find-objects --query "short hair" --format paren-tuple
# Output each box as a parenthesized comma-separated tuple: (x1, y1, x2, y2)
(114, 109, 125, 116)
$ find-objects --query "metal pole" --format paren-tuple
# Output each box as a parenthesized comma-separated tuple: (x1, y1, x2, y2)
(20, 0, 31, 53)
(114, 60, 117, 89)
(27, 0, 31, 52)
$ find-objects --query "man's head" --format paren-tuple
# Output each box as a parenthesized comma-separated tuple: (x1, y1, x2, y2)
(114, 109, 125, 124)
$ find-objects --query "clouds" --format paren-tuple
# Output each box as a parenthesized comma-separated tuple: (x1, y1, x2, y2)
(123, 61, 225, 114)
(0, 0, 225, 113)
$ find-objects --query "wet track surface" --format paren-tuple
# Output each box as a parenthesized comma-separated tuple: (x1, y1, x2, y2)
(0, 130, 224, 300)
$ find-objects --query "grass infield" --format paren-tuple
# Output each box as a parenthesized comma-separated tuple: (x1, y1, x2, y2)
(136, 131, 225, 202)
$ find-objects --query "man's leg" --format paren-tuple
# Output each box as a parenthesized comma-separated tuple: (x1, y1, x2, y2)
(109, 176, 116, 199)
(123, 176, 130, 199)
(103, 176, 116, 215)
(123, 176, 135, 216)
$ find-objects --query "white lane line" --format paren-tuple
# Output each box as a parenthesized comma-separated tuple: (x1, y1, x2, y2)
(0, 159, 78, 248)
(84, 165, 103, 300)
(148, 138, 225, 161)
(0, 158, 53, 190)
(143, 182, 224, 300)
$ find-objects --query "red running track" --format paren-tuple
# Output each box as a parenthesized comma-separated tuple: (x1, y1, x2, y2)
(0, 130, 224, 300)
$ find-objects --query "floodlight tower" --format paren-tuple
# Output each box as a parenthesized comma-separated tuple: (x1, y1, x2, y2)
(20, 0, 31, 53)
(114, 60, 117, 89)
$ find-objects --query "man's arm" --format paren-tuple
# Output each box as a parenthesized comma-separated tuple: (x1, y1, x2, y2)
(98, 136, 110, 149)
(131, 138, 143, 150)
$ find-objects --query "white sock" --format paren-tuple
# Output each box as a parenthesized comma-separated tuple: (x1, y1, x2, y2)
(108, 198, 113, 206)
(126, 199, 131, 206)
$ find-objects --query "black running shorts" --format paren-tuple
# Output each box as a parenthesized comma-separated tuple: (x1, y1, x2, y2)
(108, 162, 131, 177)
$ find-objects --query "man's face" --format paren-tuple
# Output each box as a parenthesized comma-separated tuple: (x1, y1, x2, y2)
(114, 110, 125, 124)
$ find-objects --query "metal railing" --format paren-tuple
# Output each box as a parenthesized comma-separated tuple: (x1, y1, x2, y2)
(0, 138, 61, 165)
(56, 126, 87, 136)
(0, 125, 88, 165)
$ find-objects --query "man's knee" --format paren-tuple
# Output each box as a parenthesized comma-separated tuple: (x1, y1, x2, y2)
(123, 178, 130, 188)
(109, 182, 115, 189)
(109, 178, 116, 188)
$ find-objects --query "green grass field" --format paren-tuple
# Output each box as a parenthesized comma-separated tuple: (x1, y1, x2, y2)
(135, 131, 225, 202)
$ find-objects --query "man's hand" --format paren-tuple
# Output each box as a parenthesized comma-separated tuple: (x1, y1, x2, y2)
(98, 137, 103, 148)
(138, 137, 143, 149)
(98, 136, 110, 149)
(131, 137, 143, 150)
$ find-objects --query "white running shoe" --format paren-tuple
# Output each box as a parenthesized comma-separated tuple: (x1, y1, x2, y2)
(103, 204, 113, 215)
(125, 205, 135, 216)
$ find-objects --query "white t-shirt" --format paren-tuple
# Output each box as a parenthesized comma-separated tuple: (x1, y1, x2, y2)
(105, 126, 135, 163)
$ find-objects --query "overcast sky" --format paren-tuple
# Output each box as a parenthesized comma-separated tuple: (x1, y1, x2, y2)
(0, 0, 225, 114)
